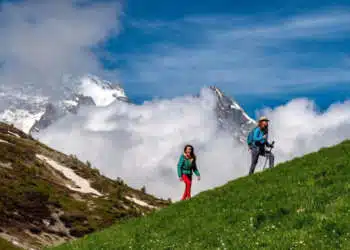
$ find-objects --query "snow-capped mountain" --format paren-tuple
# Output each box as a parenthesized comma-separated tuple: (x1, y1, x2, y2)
(0, 75, 129, 134)
(209, 86, 256, 142)
(0, 109, 45, 134)
(0, 76, 255, 142)
(77, 75, 129, 105)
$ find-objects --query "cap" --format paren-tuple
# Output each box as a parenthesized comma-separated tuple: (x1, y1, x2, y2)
(258, 116, 269, 123)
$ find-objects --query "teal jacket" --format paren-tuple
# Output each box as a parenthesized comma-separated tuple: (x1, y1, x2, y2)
(177, 154, 200, 178)
(252, 127, 266, 145)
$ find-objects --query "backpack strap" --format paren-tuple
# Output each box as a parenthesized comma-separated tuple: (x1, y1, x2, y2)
(251, 127, 260, 147)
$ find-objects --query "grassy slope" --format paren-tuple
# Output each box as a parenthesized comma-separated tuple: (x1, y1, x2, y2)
(52, 140, 350, 250)
(0, 123, 169, 249)
(0, 238, 22, 250)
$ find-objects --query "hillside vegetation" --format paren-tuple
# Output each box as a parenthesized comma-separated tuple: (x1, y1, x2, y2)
(0, 123, 169, 250)
(0, 237, 22, 250)
(52, 140, 350, 250)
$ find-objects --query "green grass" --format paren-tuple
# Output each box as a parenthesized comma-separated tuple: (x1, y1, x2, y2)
(52, 140, 350, 250)
(0, 238, 22, 250)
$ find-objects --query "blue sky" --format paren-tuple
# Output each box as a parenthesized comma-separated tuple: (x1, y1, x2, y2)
(0, 0, 349, 117)
(93, 0, 350, 116)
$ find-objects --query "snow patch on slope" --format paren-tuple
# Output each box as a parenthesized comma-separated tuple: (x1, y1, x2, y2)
(0, 139, 11, 144)
(7, 131, 21, 138)
(126, 196, 156, 209)
(36, 154, 102, 196)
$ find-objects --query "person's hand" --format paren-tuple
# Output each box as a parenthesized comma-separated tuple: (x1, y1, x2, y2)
(263, 134, 267, 139)
(179, 177, 183, 182)
(197, 176, 201, 181)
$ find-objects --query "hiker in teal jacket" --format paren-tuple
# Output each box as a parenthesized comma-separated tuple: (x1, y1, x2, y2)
(248, 116, 275, 175)
(177, 145, 200, 200)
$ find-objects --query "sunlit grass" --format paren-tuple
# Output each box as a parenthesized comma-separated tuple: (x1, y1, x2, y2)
(52, 140, 350, 250)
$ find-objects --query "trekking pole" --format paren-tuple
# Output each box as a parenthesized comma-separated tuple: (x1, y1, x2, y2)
(262, 141, 275, 170)
(262, 154, 269, 170)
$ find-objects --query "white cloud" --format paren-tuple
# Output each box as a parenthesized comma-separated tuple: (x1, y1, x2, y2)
(216, 11, 350, 40)
(37, 89, 350, 200)
(0, 1, 120, 99)
(265, 99, 350, 160)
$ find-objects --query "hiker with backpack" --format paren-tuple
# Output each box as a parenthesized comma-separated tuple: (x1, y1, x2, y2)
(177, 145, 200, 200)
(247, 116, 275, 175)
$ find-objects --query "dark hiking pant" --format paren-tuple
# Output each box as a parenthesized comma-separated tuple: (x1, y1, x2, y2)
(249, 147, 275, 175)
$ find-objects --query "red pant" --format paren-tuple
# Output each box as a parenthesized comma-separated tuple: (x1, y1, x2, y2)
(181, 174, 192, 200)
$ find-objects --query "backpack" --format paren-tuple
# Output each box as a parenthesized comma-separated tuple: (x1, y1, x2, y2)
(247, 127, 257, 147)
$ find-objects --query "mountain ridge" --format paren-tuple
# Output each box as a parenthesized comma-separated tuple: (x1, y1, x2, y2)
(0, 122, 169, 250)
(0, 77, 256, 144)
(0, 75, 129, 134)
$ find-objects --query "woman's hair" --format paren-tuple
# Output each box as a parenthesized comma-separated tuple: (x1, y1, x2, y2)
(184, 144, 196, 161)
